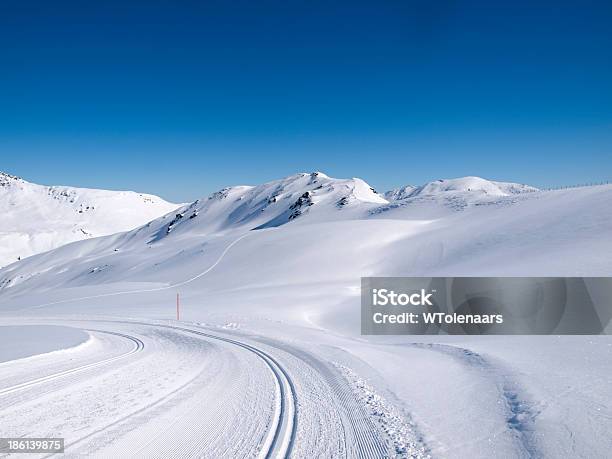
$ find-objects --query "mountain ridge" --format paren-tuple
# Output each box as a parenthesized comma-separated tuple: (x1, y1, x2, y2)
(0, 171, 181, 267)
(0, 171, 610, 308)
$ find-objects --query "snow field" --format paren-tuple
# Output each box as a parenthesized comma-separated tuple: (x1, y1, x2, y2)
(0, 325, 89, 363)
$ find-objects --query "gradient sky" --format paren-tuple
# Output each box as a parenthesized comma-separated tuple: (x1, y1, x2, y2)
(1, 0, 611, 202)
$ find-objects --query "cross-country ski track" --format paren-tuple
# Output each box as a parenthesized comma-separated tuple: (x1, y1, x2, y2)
(0, 318, 404, 458)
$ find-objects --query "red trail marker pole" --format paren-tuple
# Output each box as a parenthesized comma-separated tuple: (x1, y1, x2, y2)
(176, 293, 180, 321)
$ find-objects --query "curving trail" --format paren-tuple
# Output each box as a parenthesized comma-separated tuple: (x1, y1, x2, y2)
(0, 318, 409, 458)
(27, 233, 251, 311)
(125, 321, 298, 459)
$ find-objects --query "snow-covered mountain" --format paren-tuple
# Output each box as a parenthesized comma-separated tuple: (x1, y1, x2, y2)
(1, 170, 611, 454)
(376, 176, 540, 214)
(385, 176, 538, 201)
(150, 171, 388, 238)
(410, 176, 538, 197)
(1, 172, 609, 459)
(383, 184, 416, 201)
(0, 171, 181, 268)
(0, 171, 610, 308)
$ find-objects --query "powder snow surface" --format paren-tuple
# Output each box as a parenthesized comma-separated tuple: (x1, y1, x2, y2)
(0, 172, 610, 458)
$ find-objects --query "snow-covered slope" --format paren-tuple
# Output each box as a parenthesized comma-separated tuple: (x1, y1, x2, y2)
(143, 171, 387, 240)
(0, 172, 609, 309)
(411, 176, 538, 197)
(0, 171, 180, 268)
(383, 184, 416, 201)
(0, 173, 611, 459)
(377, 176, 539, 214)
(385, 176, 538, 201)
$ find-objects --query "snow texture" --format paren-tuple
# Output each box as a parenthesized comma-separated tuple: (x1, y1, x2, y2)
(0, 171, 610, 458)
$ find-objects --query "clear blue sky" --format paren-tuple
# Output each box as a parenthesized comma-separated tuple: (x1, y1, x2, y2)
(1, 0, 610, 202)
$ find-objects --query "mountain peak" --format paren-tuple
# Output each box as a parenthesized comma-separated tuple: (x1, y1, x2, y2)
(416, 176, 510, 196)
(146, 172, 388, 239)
(0, 171, 23, 186)
(386, 176, 538, 200)
(384, 185, 416, 201)
(0, 174, 180, 267)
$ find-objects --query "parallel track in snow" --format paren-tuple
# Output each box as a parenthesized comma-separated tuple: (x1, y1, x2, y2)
(0, 330, 144, 398)
(117, 321, 298, 459)
(257, 337, 390, 458)
(25, 319, 297, 459)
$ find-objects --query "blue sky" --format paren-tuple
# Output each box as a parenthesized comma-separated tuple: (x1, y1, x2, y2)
(1, 0, 610, 202)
